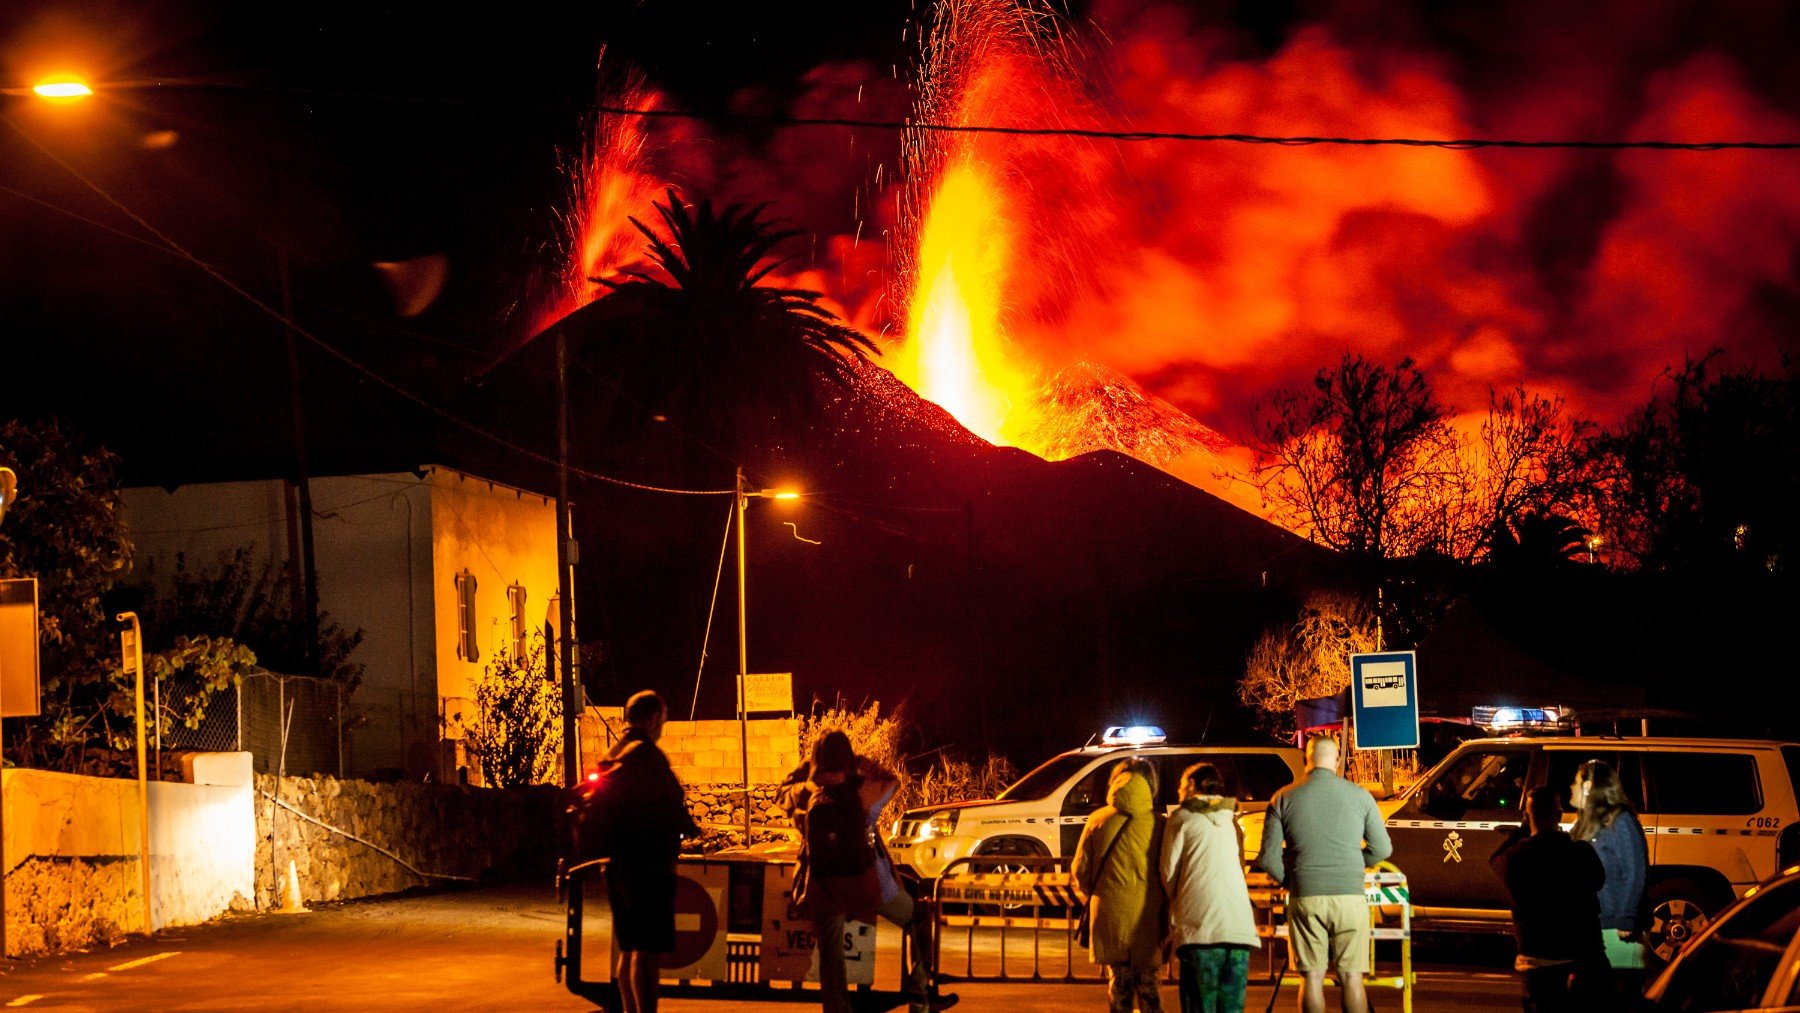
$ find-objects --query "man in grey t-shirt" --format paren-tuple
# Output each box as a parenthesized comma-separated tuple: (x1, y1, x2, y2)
(1256, 735, 1392, 1013)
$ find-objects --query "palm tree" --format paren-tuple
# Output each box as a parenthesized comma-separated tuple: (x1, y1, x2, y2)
(561, 189, 874, 459)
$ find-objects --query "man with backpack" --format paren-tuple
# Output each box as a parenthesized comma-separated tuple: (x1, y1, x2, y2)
(780, 731, 950, 1013)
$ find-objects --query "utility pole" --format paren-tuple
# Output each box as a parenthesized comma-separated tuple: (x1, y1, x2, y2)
(279, 253, 320, 673)
(556, 333, 580, 788)
(735, 468, 752, 847)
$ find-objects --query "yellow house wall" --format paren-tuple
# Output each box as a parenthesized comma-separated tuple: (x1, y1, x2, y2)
(426, 467, 560, 756)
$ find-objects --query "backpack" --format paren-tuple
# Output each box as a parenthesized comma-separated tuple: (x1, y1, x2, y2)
(806, 781, 875, 878)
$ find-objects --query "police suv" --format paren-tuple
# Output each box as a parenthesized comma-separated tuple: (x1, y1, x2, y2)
(1387, 736, 1800, 960)
(886, 726, 1304, 880)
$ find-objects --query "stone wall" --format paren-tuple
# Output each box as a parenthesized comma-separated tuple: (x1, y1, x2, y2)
(4, 856, 140, 957)
(681, 783, 795, 852)
(254, 774, 560, 908)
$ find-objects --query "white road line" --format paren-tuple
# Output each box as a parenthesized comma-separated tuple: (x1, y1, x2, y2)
(5, 996, 44, 1007)
(107, 951, 180, 973)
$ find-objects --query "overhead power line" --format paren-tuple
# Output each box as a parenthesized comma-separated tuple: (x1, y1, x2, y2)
(63, 81, 1799, 152)
(592, 105, 1800, 152)
(0, 113, 734, 498)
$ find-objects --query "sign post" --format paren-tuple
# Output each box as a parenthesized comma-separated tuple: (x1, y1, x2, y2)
(1349, 651, 1420, 752)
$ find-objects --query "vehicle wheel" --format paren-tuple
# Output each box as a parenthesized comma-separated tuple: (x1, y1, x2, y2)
(1645, 878, 1720, 963)
(971, 839, 1052, 912)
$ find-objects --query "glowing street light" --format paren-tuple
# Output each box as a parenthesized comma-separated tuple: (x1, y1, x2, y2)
(30, 76, 94, 101)
(733, 471, 805, 845)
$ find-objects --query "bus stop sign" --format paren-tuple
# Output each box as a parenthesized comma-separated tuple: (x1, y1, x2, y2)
(1350, 651, 1419, 750)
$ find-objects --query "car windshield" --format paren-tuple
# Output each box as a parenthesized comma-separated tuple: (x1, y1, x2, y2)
(999, 754, 1093, 802)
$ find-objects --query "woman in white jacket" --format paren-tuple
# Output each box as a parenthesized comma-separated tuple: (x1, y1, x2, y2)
(1160, 763, 1260, 1013)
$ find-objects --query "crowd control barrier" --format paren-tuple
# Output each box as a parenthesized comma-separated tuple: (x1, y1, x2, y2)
(556, 853, 936, 1012)
(1248, 862, 1415, 1013)
(931, 855, 1108, 985)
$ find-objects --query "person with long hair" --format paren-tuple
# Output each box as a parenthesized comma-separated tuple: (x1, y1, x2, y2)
(1571, 760, 1649, 1002)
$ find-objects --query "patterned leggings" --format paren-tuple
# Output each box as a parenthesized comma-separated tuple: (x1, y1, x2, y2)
(1176, 945, 1250, 1013)
(1107, 961, 1165, 1013)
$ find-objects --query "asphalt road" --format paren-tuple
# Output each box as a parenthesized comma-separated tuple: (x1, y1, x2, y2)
(0, 886, 1526, 1011)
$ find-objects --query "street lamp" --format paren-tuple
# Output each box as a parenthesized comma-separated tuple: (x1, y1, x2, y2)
(30, 76, 95, 101)
(733, 468, 802, 847)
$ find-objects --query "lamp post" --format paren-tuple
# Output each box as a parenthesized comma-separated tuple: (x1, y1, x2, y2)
(733, 469, 801, 848)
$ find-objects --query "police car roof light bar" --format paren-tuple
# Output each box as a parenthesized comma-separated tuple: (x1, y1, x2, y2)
(1102, 725, 1167, 746)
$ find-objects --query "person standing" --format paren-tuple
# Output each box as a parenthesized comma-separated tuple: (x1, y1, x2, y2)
(1255, 735, 1391, 1013)
(1572, 759, 1649, 1000)
(781, 731, 945, 1013)
(1491, 785, 1609, 1011)
(596, 690, 698, 1013)
(1073, 759, 1168, 1013)
(1161, 762, 1259, 1013)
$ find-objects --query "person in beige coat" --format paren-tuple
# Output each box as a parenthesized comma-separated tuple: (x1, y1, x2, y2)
(1073, 760, 1168, 1013)
(1161, 763, 1259, 1013)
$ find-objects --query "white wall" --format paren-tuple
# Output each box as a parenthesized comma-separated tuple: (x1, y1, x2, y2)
(2, 753, 255, 946)
(149, 752, 255, 929)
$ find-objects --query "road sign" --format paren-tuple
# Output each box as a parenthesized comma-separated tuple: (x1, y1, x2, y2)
(1350, 651, 1420, 750)
(665, 864, 727, 978)
(737, 672, 792, 716)
(0, 578, 41, 718)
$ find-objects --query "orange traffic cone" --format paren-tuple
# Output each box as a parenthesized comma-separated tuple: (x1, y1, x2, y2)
(275, 859, 309, 915)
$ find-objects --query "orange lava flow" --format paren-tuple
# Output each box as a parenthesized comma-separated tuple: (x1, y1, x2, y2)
(891, 160, 1035, 444)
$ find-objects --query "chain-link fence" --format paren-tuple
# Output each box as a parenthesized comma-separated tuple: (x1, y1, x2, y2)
(157, 668, 345, 777)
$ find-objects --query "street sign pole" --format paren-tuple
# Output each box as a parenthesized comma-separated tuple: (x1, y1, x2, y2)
(1349, 651, 1421, 758)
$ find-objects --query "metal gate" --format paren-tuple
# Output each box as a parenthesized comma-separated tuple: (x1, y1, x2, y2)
(929, 854, 1415, 1012)
(931, 855, 1108, 984)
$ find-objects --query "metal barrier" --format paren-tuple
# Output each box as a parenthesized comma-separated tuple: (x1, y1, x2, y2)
(931, 855, 1106, 985)
(556, 853, 936, 1012)
(1248, 863, 1415, 1013)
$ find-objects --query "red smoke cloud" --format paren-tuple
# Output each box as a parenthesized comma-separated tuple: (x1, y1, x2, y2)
(550, 0, 1800, 446)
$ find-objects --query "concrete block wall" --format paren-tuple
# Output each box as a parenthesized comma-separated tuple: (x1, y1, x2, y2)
(659, 718, 801, 785)
(579, 707, 800, 787)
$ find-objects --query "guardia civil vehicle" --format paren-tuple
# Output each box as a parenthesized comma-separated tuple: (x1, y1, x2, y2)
(886, 726, 1304, 880)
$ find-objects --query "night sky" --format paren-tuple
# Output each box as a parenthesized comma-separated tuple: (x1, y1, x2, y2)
(6, 0, 1798, 485)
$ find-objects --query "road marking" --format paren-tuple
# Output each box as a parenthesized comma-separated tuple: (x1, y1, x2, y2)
(81, 973, 107, 982)
(107, 951, 180, 972)
(5, 996, 44, 1007)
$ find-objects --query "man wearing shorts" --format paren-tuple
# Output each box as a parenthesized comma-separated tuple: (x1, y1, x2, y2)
(597, 690, 698, 1013)
(1256, 735, 1392, 1013)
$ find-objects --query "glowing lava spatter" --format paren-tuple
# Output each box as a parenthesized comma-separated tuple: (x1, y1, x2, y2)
(894, 160, 1032, 444)
(528, 69, 668, 339)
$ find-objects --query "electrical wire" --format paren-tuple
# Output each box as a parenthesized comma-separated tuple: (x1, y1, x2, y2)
(0, 113, 734, 498)
(588, 105, 1800, 152)
(80, 80, 1800, 151)
(689, 501, 736, 721)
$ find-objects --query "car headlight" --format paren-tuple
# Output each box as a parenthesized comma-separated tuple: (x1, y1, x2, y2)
(922, 810, 959, 839)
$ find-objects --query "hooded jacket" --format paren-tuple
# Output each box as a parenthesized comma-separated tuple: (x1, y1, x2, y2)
(1161, 795, 1260, 949)
(1072, 768, 1167, 966)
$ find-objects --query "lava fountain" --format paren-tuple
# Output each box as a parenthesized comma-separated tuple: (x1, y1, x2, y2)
(891, 158, 1031, 443)
(527, 64, 667, 339)
(885, 0, 1077, 446)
